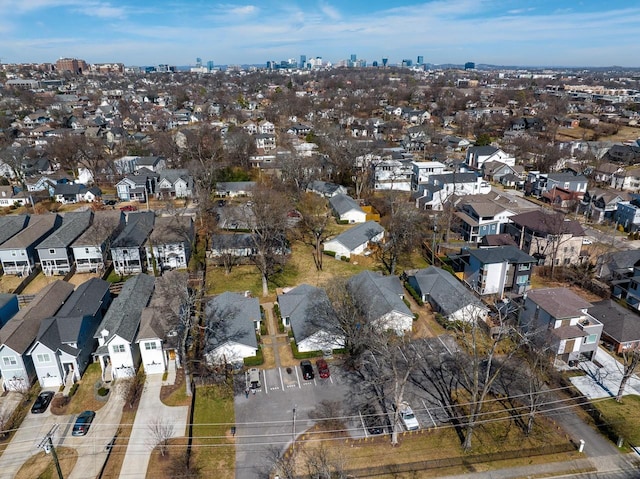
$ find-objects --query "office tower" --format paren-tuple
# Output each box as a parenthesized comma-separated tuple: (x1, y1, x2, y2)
(465, 61, 475, 70)
(300, 55, 306, 68)
(350, 54, 357, 62)
(402, 59, 412, 67)
(372, 61, 378, 67)
(417, 55, 424, 65)
(382, 58, 388, 67)
(196, 57, 202, 67)
(207, 60, 214, 71)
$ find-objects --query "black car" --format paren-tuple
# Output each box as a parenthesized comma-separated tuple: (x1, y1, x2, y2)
(31, 391, 54, 414)
(300, 360, 314, 380)
(362, 405, 385, 435)
(72, 410, 96, 436)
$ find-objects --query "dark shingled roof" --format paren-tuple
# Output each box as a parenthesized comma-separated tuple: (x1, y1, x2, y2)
(112, 211, 155, 248)
(0, 215, 29, 246)
(325, 221, 384, 251)
(0, 281, 74, 354)
(526, 288, 592, 319)
(469, 245, 536, 264)
(277, 284, 334, 343)
(329, 194, 363, 216)
(204, 292, 259, 350)
(588, 299, 640, 344)
(348, 271, 412, 322)
(0, 214, 60, 250)
(94, 274, 155, 353)
(37, 211, 92, 249)
(509, 210, 584, 236)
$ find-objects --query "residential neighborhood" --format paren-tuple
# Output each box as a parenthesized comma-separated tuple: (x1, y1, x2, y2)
(1, 58, 640, 479)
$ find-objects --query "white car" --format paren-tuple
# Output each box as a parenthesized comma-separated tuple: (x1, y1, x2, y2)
(582, 237, 593, 245)
(398, 402, 419, 431)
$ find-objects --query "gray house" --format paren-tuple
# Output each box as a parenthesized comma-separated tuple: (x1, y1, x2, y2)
(111, 211, 155, 275)
(0, 281, 74, 390)
(144, 215, 194, 272)
(306, 181, 348, 198)
(323, 221, 385, 259)
(407, 266, 489, 323)
(27, 278, 111, 387)
(94, 274, 156, 380)
(71, 210, 125, 273)
(328, 194, 367, 223)
(0, 214, 61, 276)
(36, 211, 93, 276)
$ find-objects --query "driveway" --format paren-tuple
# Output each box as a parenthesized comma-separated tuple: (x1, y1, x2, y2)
(571, 346, 640, 400)
(118, 373, 189, 479)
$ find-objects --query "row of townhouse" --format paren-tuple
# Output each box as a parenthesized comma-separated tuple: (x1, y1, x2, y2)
(0, 272, 185, 391)
(0, 211, 193, 277)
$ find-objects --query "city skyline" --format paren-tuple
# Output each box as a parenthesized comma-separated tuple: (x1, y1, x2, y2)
(0, 0, 639, 68)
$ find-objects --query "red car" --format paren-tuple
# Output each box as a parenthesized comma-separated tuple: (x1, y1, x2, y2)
(316, 359, 330, 379)
(120, 205, 138, 212)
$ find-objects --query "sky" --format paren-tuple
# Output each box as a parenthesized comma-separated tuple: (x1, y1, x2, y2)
(0, 0, 639, 68)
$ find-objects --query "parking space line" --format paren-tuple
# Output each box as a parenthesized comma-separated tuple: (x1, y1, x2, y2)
(263, 369, 268, 395)
(279, 367, 284, 391)
(295, 366, 301, 387)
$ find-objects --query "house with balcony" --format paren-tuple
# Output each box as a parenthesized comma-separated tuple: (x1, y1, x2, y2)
(371, 157, 413, 191)
(0, 214, 62, 276)
(505, 210, 585, 267)
(144, 215, 194, 272)
(93, 274, 156, 380)
(414, 172, 492, 211)
(518, 287, 602, 364)
(526, 171, 588, 198)
(455, 198, 517, 243)
(71, 210, 125, 273)
(410, 161, 448, 192)
(116, 170, 158, 202)
(26, 278, 111, 388)
(111, 211, 155, 275)
(615, 198, 640, 232)
(462, 246, 536, 297)
(0, 281, 74, 391)
(36, 211, 93, 276)
(156, 169, 193, 199)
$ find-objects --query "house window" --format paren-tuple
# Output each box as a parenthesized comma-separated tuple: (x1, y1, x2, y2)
(519, 264, 530, 271)
(516, 275, 529, 285)
(112, 344, 125, 353)
(36, 353, 51, 363)
(2, 356, 17, 366)
(49, 249, 55, 255)
(85, 248, 90, 254)
(144, 342, 157, 350)
(584, 334, 598, 344)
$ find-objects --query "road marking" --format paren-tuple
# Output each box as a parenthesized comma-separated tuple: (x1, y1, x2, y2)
(263, 369, 268, 395)
(279, 367, 284, 391)
(295, 365, 301, 387)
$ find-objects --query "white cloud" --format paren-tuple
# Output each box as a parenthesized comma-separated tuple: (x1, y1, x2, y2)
(319, 1, 341, 21)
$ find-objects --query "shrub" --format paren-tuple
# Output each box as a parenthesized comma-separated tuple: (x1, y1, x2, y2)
(402, 297, 411, 309)
(340, 256, 350, 262)
(68, 383, 79, 397)
(404, 282, 424, 306)
(97, 387, 109, 397)
(323, 250, 336, 257)
(291, 340, 321, 359)
(337, 220, 350, 225)
(243, 347, 264, 366)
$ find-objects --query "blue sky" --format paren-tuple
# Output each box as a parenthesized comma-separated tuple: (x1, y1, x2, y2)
(0, 0, 638, 67)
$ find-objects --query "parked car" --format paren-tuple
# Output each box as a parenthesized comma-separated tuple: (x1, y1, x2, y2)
(103, 199, 117, 206)
(31, 391, 54, 414)
(397, 402, 419, 431)
(120, 205, 138, 212)
(361, 404, 385, 435)
(300, 360, 314, 380)
(316, 359, 330, 379)
(248, 367, 261, 389)
(72, 410, 96, 436)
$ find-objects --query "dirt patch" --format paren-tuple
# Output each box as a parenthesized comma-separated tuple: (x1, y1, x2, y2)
(15, 447, 78, 479)
(67, 272, 101, 286)
(20, 273, 60, 295)
(0, 275, 22, 293)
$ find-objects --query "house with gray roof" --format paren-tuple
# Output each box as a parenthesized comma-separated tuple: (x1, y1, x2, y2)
(36, 211, 93, 276)
(203, 292, 260, 367)
(71, 210, 125, 273)
(323, 221, 384, 260)
(306, 181, 348, 198)
(328, 194, 367, 223)
(348, 271, 414, 335)
(53, 183, 88, 204)
(462, 246, 536, 296)
(519, 288, 602, 364)
(94, 273, 155, 380)
(27, 278, 111, 388)
(156, 169, 193, 199)
(0, 281, 74, 390)
(0, 215, 29, 246)
(588, 299, 640, 355)
(214, 181, 256, 198)
(144, 215, 194, 272)
(277, 284, 343, 353)
(111, 211, 155, 275)
(407, 267, 488, 323)
(0, 214, 62, 276)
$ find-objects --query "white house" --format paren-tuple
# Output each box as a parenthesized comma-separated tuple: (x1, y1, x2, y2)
(323, 221, 384, 260)
(203, 292, 260, 367)
(329, 194, 367, 223)
(465, 146, 516, 169)
(93, 274, 155, 381)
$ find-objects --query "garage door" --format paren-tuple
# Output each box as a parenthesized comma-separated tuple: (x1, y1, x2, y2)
(145, 361, 165, 375)
(42, 375, 60, 388)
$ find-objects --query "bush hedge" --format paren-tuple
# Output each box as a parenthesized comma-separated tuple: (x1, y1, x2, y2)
(404, 282, 424, 306)
(243, 346, 264, 366)
(291, 340, 321, 359)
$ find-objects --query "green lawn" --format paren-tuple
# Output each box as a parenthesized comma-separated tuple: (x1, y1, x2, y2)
(192, 384, 235, 478)
(592, 395, 640, 450)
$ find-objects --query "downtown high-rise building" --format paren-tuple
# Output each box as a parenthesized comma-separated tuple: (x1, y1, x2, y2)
(300, 55, 306, 68)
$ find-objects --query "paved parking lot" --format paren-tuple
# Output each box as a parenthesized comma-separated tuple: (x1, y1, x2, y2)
(255, 365, 343, 394)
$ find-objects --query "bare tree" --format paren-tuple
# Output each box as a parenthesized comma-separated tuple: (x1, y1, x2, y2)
(296, 193, 332, 271)
(148, 418, 175, 457)
(168, 450, 202, 478)
(246, 186, 290, 296)
(616, 346, 640, 402)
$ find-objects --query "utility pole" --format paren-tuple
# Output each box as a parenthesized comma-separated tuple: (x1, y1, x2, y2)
(292, 404, 297, 454)
(38, 424, 63, 479)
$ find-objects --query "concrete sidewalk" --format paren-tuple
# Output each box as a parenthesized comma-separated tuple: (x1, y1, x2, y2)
(118, 373, 189, 479)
